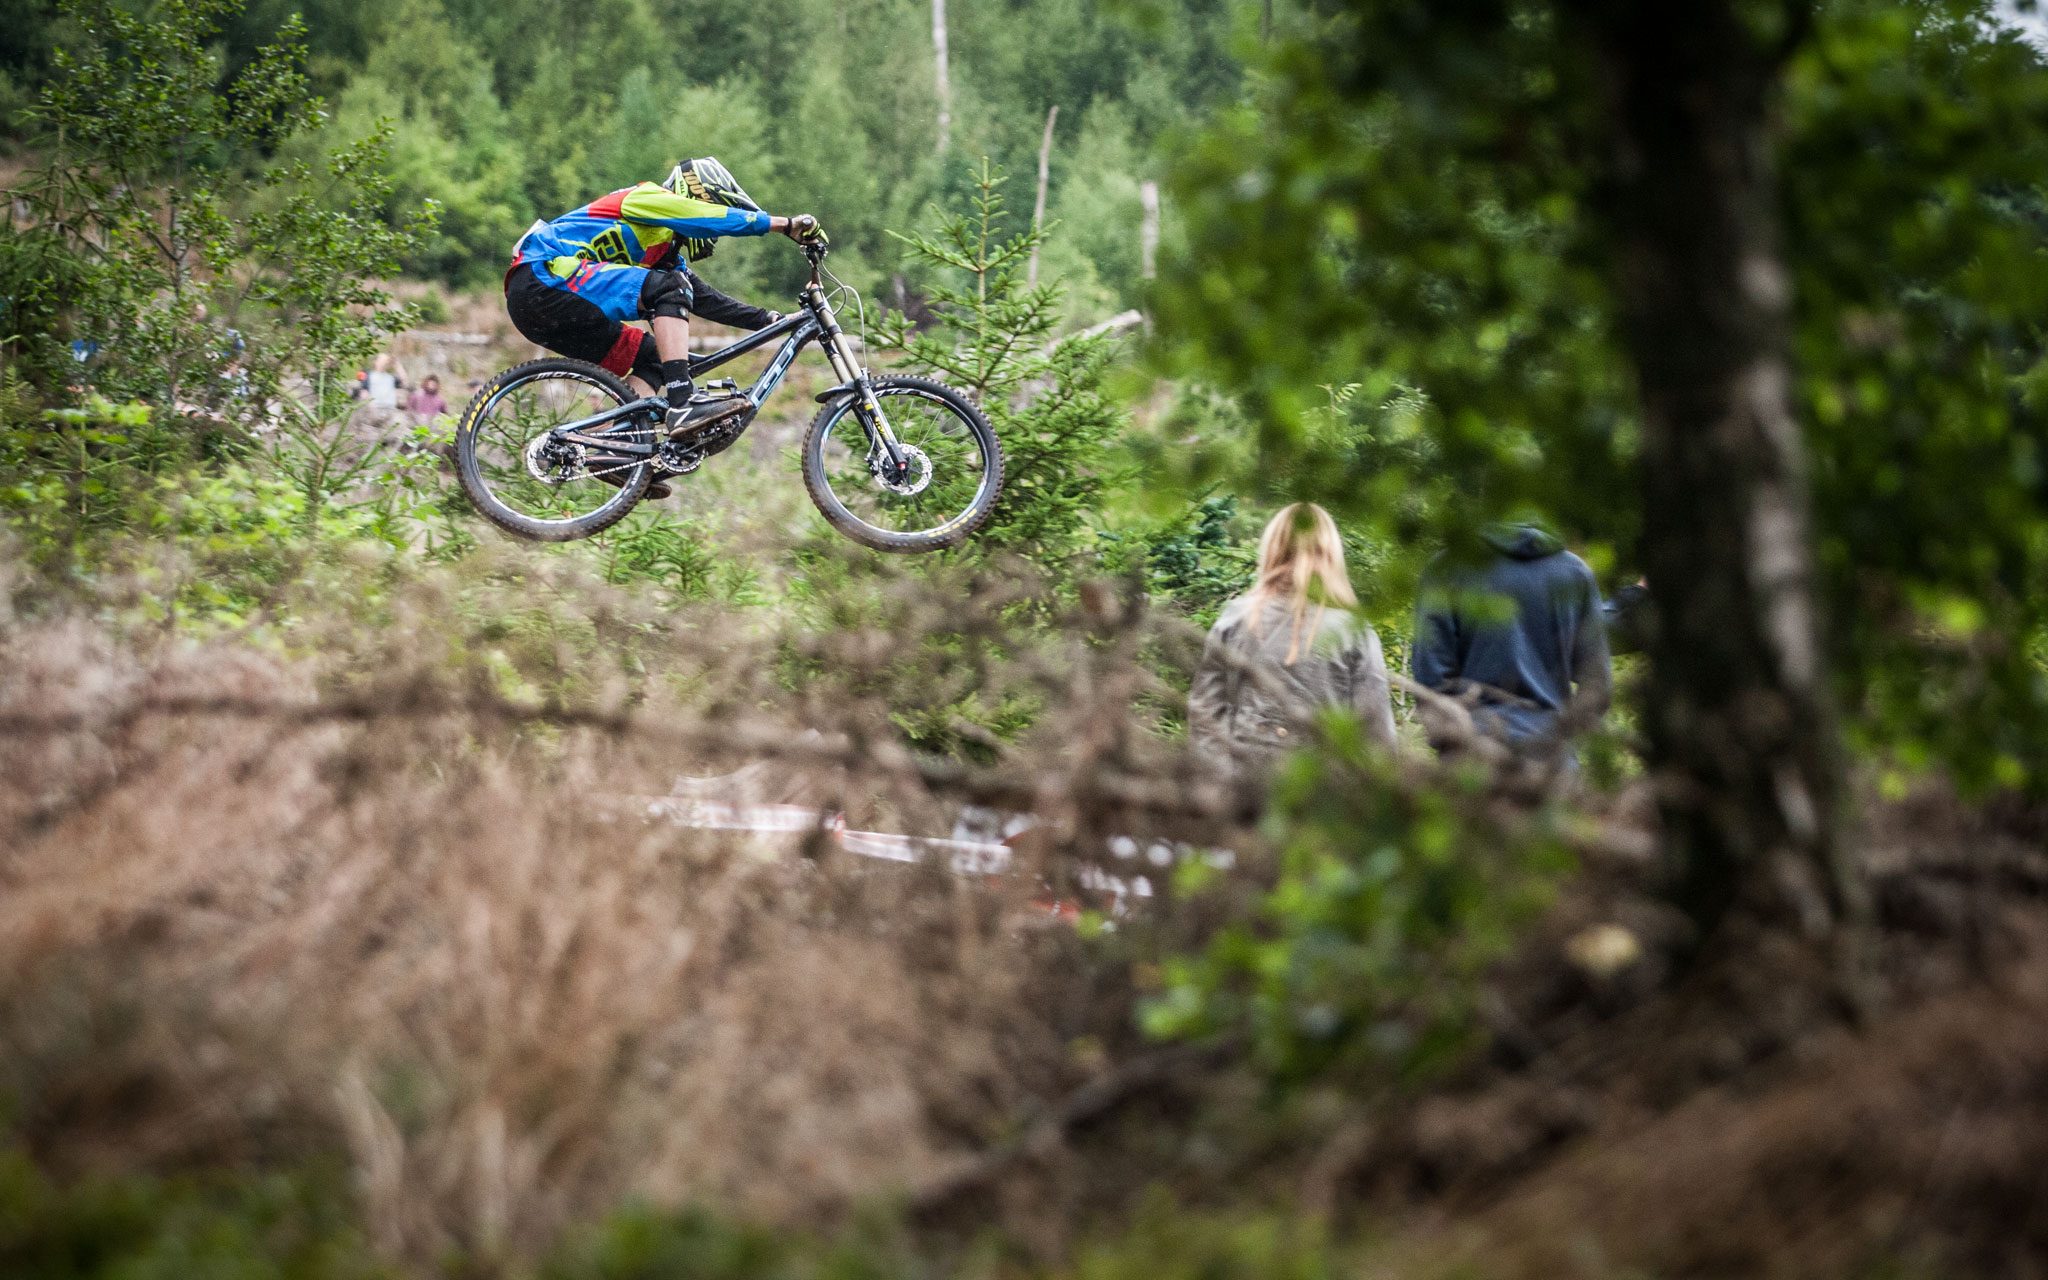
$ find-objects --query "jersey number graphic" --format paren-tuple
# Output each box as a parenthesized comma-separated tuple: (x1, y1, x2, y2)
(586, 226, 633, 265)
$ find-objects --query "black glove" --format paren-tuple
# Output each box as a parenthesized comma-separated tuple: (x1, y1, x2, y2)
(788, 214, 828, 246)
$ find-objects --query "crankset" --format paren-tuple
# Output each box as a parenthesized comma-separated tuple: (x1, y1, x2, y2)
(655, 416, 746, 476)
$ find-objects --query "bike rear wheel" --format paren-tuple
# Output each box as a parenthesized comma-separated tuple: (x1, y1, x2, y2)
(455, 358, 654, 543)
(800, 376, 1003, 553)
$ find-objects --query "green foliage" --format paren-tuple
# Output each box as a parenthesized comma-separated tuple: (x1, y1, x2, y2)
(0, 0, 67, 100)
(596, 509, 720, 603)
(7, 0, 427, 423)
(1033, 103, 1148, 317)
(81, 0, 1249, 317)
(3, 0, 437, 544)
(136, 463, 394, 632)
(4, 0, 1250, 328)
(883, 160, 1131, 568)
(1137, 493, 1254, 626)
(885, 160, 1067, 398)
(1155, 0, 2048, 792)
(1778, 3, 2048, 790)
(0, 382, 187, 571)
(0, 358, 432, 636)
(0, 1148, 386, 1280)
(770, 543, 1049, 756)
(541, 1205, 915, 1280)
(312, 0, 516, 286)
(0, 415, 400, 633)
(1064, 1196, 1335, 1280)
(1154, 1, 1625, 565)
(0, 220, 101, 387)
(551, 1196, 1338, 1280)
(0, 1148, 1347, 1280)
(1145, 719, 1570, 1086)
(889, 679, 1042, 760)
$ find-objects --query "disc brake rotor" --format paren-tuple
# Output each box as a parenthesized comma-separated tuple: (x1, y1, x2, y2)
(524, 433, 583, 484)
(874, 443, 932, 496)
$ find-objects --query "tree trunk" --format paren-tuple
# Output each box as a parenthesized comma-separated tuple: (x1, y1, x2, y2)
(1028, 105, 1059, 289)
(1583, 0, 1855, 946)
(932, 0, 952, 155)
(1139, 180, 1160, 281)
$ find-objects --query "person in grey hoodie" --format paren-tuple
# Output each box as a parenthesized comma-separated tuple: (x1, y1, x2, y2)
(1411, 523, 1611, 751)
(1189, 503, 1398, 775)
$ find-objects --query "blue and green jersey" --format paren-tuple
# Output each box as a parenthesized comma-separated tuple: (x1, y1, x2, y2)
(509, 182, 774, 320)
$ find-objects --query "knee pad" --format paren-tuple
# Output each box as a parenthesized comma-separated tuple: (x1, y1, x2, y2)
(638, 270, 694, 321)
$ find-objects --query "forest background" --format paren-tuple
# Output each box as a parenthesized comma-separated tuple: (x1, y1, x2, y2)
(1, 0, 1221, 313)
(4, 0, 2048, 1277)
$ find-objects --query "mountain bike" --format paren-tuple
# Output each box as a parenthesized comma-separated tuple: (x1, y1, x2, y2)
(453, 242, 1004, 552)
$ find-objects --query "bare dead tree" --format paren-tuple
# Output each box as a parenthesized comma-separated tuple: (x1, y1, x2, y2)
(1139, 180, 1160, 281)
(932, 0, 953, 154)
(1027, 104, 1059, 289)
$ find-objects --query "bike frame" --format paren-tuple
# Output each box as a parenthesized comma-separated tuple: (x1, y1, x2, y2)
(546, 270, 907, 473)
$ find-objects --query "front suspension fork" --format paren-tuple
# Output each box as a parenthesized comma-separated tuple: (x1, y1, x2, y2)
(809, 286, 907, 475)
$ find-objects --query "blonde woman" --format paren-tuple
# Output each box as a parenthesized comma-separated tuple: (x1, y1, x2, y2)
(1188, 503, 1398, 773)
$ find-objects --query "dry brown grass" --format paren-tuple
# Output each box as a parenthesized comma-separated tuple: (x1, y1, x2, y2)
(22, 519, 2037, 1280)
(1356, 964, 2048, 1279)
(0, 549, 1225, 1270)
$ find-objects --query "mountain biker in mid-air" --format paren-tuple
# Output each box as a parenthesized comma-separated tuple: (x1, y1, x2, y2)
(504, 157, 824, 493)
(462, 162, 1005, 551)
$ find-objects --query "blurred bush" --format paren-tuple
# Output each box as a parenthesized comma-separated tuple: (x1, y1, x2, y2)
(0, 1150, 384, 1280)
(1145, 718, 1570, 1087)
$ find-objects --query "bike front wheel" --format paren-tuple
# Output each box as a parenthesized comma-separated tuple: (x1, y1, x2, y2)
(800, 376, 1004, 553)
(455, 358, 654, 543)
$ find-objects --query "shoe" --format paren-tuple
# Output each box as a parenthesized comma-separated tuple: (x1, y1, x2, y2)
(664, 394, 746, 440)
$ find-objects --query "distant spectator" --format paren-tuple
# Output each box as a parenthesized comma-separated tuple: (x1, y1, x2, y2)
(1411, 522, 1611, 753)
(353, 353, 407, 419)
(406, 374, 448, 424)
(219, 355, 253, 407)
(1189, 503, 1397, 775)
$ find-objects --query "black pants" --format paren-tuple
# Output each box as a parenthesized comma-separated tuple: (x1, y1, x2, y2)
(504, 267, 672, 386)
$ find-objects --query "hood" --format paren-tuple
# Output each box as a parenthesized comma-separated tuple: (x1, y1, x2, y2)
(1481, 522, 1564, 560)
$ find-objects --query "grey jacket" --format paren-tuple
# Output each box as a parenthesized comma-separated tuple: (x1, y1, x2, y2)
(1188, 594, 1398, 772)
